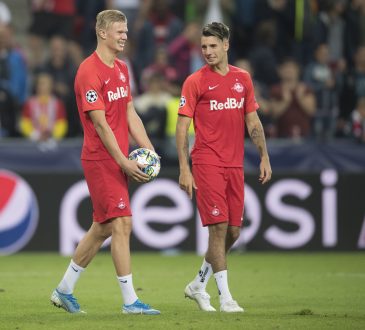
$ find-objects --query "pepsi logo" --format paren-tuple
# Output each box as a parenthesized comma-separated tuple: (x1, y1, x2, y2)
(0, 170, 39, 255)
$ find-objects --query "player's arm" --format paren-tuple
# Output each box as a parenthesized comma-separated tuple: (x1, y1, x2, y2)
(88, 109, 149, 182)
(245, 111, 272, 184)
(127, 101, 154, 151)
(176, 114, 196, 199)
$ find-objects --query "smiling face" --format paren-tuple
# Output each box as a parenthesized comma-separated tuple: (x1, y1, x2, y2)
(95, 10, 128, 56)
(104, 21, 128, 54)
(201, 35, 229, 67)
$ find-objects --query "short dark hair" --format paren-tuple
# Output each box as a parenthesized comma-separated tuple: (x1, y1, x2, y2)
(202, 22, 230, 41)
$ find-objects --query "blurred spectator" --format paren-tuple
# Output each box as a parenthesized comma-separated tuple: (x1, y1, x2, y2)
(255, 0, 294, 60)
(0, 23, 27, 135)
(230, 0, 257, 59)
(106, 0, 140, 31)
(74, 0, 106, 56)
(304, 43, 339, 140)
(248, 20, 279, 87)
(270, 58, 316, 139)
(0, 1, 11, 25)
(35, 35, 79, 136)
(338, 46, 365, 136)
(292, 0, 318, 65)
(27, 0, 76, 69)
(0, 87, 16, 137)
(19, 72, 67, 142)
(141, 46, 178, 93)
(344, 0, 365, 68)
(134, 73, 171, 155)
(168, 21, 204, 82)
(312, 0, 347, 71)
(203, 0, 234, 25)
(352, 97, 365, 143)
(134, 0, 183, 76)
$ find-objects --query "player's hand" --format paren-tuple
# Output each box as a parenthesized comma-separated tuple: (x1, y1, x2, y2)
(179, 169, 197, 199)
(259, 156, 272, 184)
(122, 159, 150, 183)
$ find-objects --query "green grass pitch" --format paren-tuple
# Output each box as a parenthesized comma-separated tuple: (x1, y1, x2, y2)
(0, 252, 364, 329)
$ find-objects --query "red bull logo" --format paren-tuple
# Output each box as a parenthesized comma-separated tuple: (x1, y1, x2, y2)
(0, 170, 39, 255)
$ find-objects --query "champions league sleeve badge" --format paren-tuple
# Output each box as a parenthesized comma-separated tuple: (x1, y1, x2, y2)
(85, 90, 98, 103)
(179, 96, 186, 108)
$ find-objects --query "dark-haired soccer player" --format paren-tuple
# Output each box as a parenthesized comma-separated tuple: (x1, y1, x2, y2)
(176, 22, 272, 312)
(50, 10, 160, 315)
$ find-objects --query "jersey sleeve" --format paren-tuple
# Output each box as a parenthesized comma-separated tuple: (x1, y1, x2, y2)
(178, 74, 200, 118)
(75, 64, 105, 113)
(245, 73, 259, 114)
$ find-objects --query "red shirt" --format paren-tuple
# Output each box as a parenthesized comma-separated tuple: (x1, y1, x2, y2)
(22, 96, 66, 130)
(178, 64, 258, 167)
(74, 52, 132, 160)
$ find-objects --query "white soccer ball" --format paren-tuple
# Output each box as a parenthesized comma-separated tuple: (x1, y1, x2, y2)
(128, 148, 161, 181)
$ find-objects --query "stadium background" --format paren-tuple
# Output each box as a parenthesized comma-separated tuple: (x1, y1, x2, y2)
(0, 0, 364, 255)
(0, 2, 364, 329)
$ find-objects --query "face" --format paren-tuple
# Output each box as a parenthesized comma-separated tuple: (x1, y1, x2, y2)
(315, 45, 329, 64)
(201, 36, 229, 66)
(103, 21, 128, 53)
(37, 74, 53, 95)
(279, 62, 300, 81)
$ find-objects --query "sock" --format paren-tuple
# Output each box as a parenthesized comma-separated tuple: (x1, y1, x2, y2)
(57, 260, 85, 294)
(117, 274, 138, 305)
(214, 270, 233, 305)
(191, 259, 213, 291)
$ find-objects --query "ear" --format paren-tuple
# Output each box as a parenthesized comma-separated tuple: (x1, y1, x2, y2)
(98, 29, 107, 40)
(223, 39, 229, 52)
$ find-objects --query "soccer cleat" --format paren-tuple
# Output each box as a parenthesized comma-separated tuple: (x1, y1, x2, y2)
(122, 299, 160, 315)
(220, 300, 244, 313)
(50, 289, 85, 313)
(184, 283, 216, 312)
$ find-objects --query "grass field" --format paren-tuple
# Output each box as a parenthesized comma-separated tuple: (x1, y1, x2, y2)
(0, 252, 364, 330)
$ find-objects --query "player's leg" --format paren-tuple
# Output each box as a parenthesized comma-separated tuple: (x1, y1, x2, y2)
(184, 165, 229, 311)
(111, 216, 160, 315)
(51, 221, 112, 313)
(217, 167, 245, 313)
(205, 221, 239, 311)
(225, 226, 241, 253)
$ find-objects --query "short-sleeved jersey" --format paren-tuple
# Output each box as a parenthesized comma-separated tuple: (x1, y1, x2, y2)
(74, 52, 132, 160)
(178, 64, 259, 167)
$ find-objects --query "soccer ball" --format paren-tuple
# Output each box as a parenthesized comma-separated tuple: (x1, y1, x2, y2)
(128, 148, 160, 181)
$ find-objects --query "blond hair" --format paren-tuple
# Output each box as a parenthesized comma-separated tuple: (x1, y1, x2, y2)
(95, 10, 127, 37)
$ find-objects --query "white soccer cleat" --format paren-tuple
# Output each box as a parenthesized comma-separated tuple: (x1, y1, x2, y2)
(220, 299, 244, 313)
(184, 283, 216, 312)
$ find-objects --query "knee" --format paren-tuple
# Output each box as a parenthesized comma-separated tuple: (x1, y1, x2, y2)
(112, 217, 132, 237)
(92, 223, 112, 241)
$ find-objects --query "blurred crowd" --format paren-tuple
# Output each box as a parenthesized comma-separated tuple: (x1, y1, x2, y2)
(0, 0, 365, 155)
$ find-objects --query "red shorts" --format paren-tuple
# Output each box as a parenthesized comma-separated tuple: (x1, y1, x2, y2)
(81, 159, 132, 223)
(193, 165, 244, 227)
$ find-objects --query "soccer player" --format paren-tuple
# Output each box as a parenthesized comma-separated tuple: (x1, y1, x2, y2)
(50, 10, 160, 315)
(176, 22, 272, 313)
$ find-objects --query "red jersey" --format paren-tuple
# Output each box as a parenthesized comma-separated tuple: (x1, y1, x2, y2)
(178, 64, 258, 167)
(74, 52, 132, 160)
(22, 96, 66, 130)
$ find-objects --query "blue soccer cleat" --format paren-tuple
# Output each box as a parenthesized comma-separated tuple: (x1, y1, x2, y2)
(122, 299, 160, 315)
(50, 289, 85, 313)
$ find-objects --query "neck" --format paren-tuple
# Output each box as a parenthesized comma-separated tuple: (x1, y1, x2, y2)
(210, 59, 229, 76)
(95, 45, 117, 68)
